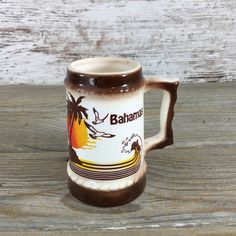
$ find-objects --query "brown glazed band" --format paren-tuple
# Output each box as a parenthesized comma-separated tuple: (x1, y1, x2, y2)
(64, 68, 145, 94)
(68, 173, 146, 207)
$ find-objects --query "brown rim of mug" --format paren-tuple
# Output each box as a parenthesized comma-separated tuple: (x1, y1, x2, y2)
(65, 57, 144, 94)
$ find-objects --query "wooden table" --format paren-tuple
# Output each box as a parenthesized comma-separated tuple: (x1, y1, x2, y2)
(0, 83, 235, 235)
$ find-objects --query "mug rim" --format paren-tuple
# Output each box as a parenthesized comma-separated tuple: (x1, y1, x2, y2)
(67, 57, 142, 76)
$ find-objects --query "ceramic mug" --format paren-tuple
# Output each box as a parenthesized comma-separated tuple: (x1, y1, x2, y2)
(64, 57, 179, 207)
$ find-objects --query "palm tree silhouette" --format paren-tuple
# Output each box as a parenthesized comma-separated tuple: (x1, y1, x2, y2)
(67, 92, 88, 143)
(67, 91, 115, 163)
(67, 92, 88, 163)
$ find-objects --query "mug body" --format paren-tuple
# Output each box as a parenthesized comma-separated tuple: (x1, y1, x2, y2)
(64, 58, 146, 206)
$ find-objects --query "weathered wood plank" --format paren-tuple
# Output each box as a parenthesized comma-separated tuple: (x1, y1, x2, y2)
(1, 146, 236, 233)
(0, 83, 236, 234)
(2, 228, 236, 236)
(0, 0, 236, 84)
(0, 83, 235, 153)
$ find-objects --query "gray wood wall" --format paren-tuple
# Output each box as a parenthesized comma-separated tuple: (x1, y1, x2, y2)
(1, 0, 235, 84)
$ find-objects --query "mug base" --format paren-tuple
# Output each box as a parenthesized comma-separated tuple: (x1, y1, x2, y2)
(68, 174, 146, 207)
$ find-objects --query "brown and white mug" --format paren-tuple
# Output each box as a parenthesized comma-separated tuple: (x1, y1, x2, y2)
(64, 57, 179, 207)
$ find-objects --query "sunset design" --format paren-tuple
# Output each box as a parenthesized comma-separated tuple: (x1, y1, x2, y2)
(67, 117, 97, 150)
(66, 92, 142, 180)
(69, 141, 141, 180)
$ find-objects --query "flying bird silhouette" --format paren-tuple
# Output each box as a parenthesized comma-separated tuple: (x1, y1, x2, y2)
(92, 107, 109, 125)
(84, 121, 115, 139)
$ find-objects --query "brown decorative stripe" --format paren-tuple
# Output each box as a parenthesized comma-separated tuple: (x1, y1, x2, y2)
(70, 161, 140, 176)
(69, 159, 141, 180)
(69, 169, 140, 180)
(80, 154, 137, 167)
(69, 166, 140, 180)
(79, 155, 139, 171)
(70, 160, 140, 175)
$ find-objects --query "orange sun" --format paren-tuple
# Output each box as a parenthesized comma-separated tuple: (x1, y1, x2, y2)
(70, 118, 89, 149)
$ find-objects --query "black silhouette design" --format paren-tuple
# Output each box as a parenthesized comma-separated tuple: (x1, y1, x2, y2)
(84, 121, 115, 139)
(92, 107, 109, 125)
(67, 92, 88, 163)
(67, 92, 115, 147)
(67, 92, 88, 143)
(131, 140, 141, 153)
(121, 133, 142, 154)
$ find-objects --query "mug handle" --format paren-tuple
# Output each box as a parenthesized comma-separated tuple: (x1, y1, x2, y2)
(144, 77, 179, 154)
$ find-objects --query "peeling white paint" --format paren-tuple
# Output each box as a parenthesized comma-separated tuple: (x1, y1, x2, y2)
(0, 0, 235, 84)
(173, 222, 197, 227)
(104, 224, 161, 230)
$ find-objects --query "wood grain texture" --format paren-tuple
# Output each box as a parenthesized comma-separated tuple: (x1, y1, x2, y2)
(0, 83, 236, 235)
(0, 0, 236, 85)
(2, 228, 236, 236)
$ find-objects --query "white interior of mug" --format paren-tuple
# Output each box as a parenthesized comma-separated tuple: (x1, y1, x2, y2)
(68, 57, 141, 75)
